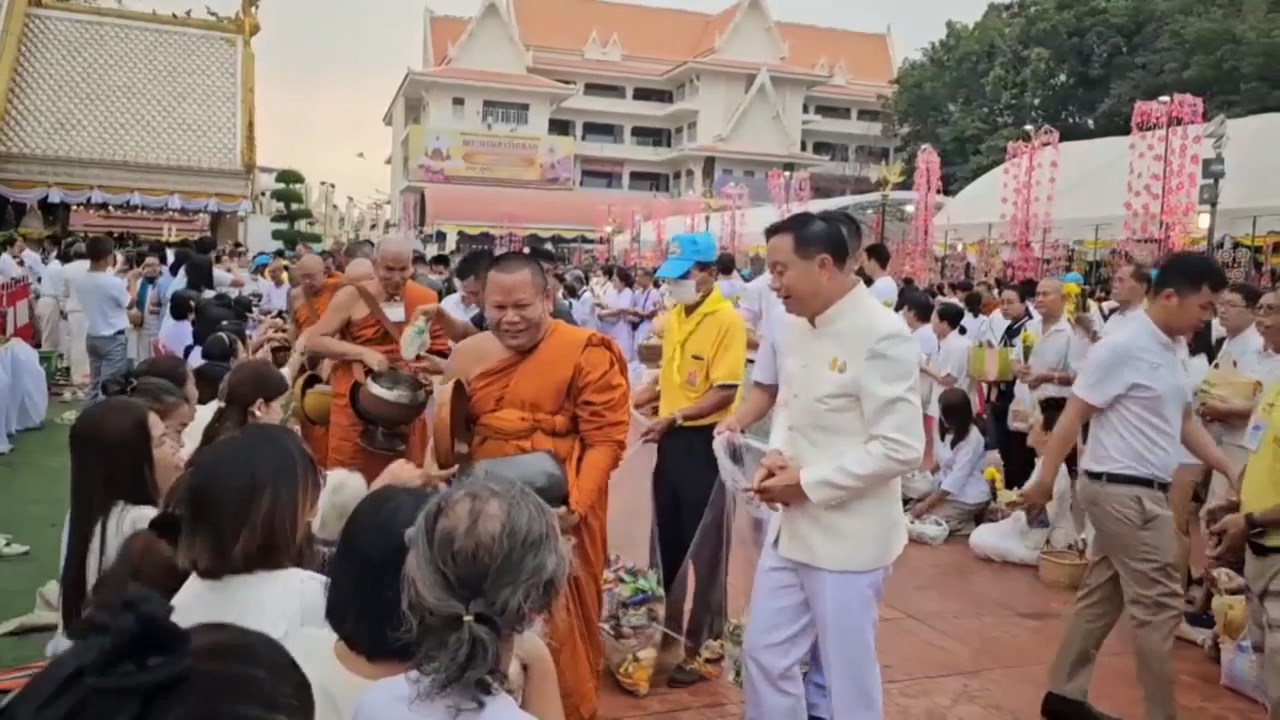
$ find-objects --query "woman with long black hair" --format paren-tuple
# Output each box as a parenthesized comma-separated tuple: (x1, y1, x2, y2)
(910, 387, 991, 534)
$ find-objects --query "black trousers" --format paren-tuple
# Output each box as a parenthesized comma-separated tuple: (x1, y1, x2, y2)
(652, 424, 727, 652)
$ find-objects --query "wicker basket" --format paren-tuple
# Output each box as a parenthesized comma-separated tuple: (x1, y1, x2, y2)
(1038, 545, 1089, 590)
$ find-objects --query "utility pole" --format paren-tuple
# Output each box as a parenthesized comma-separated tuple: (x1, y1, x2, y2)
(1199, 115, 1228, 255)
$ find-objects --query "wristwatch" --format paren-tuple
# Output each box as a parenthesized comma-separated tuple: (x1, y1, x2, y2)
(672, 411, 686, 427)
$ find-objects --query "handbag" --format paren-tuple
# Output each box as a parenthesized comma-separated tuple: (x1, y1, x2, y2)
(968, 345, 1015, 383)
(1196, 358, 1263, 407)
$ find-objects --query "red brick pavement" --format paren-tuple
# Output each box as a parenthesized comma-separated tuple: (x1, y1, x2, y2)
(598, 543, 1265, 719)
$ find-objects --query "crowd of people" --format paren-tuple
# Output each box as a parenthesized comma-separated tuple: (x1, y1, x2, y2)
(1, 206, 1278, 720)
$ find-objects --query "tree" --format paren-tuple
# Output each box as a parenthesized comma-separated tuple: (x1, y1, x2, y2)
(269, 168, 321, 249)
(888, 0, 1280, 192)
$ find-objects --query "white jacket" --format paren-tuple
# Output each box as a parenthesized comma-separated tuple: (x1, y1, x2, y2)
(770, 283, 926, 572)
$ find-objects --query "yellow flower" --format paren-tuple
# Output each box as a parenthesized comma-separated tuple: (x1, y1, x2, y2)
(1063, 282, 1083, 319)
(983, 467, 1005, 492)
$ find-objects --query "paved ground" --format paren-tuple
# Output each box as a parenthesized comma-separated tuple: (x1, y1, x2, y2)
(0, 412, 1266, 717)
(600, 543, 1265, 719)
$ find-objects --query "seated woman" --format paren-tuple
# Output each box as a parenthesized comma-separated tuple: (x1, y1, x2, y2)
(910, 386, 991, 535)
(353, 475, 567, 720)
(49, 397, 171, 657)
(169, 424, 328, 639)
(195, 358, 289, 453)
(156, 289, 199, 358)
(5, 588, 314, 720)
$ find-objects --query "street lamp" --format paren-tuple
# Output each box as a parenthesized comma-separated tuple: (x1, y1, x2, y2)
(1199, 114, 1228, 255)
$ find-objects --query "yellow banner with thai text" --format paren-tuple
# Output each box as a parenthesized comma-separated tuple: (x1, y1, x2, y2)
(406, 127, 574, 187)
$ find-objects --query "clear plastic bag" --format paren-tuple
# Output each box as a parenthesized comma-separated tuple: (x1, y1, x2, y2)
(1220, 636, 1267, 706)
(906, 514, 950, 545)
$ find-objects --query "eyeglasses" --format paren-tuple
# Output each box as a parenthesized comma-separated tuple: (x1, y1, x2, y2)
(1218, 302, 1249, 311)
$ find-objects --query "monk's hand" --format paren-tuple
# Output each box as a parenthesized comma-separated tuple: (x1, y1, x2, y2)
(554, 507, 580, 533)
(410, 304, 440, 324)
(360, 348, 390, 373)
(639, 415, 677, 443)
(753, 464, 807, 508)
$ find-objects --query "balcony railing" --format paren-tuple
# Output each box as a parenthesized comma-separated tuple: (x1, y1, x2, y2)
(481, 108, 529, 127)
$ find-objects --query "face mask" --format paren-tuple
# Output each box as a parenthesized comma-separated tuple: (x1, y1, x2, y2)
(669, 279, 700, 305)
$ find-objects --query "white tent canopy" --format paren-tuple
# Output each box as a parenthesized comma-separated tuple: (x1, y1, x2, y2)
(935, 112, 1280, 246)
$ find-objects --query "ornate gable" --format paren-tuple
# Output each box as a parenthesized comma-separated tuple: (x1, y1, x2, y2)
(444, 0, 527, 73)
(711, 0, 787, 64)
(717, 70, 794, 154)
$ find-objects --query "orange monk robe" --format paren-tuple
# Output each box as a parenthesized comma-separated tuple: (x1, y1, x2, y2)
(292, 275, 344, 467)
(467, 321, 631, 720)
(327, 281, 449, 481)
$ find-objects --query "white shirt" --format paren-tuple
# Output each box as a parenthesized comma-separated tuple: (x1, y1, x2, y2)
(171, 265, 235, 294)
(1074, 312, 1190, 482)
(869, 275, 899, 308)
(928, 330, 972, 417)
(72, 271, 130, 336)
(960, 313, 990, 343)
(37, 259, 65, 299)
(567, 290, 598, 331)
(61, 259, 91, 313)
(1023, 315, 1087, 400)
(353, 673, 532, 720)
(772, 283, 926, 572)
(158, 319, 194, 358)
(934, 428, 991, 505)
(286, 627, 377, 720)
(1209, 324, 1267, 446)
(738, 272, 781, 362)
(715, 276, 748, 306)
(1101, 304, 1145, 339)
(49, 502, 158, 656)
(260, 280, 290, 313)
(912, 324, 939, 406)
(0, 252, 20, 281)
(170, 567, 329, 639)
(440, 292, 479, 324)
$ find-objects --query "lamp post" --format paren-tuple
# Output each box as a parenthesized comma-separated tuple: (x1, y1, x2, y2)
(1199, 114, 1228, 255)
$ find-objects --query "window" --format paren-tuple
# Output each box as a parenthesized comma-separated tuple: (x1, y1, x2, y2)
(800, 139, 808, 151)
(802, 104, 810, 114)
(743, 170, 756, 178)
(581, 121, 623, 144)
(451, 97, 465, 120)
(674, 127, 684, 147)
(633, 87, 674, 104)
(813, 105, 852, 121)
(686, 121, 698, 143)
(582, 82, 627, 100)
(812, 141, 850, 161)
(856, 109, 884, 123)
(629, 126, 671, 148)
(548, 118, 575, 137)
(628, 171, 670, 193)
(855, 145, 892, 164)
(675, 83, 686, 101)
(721, 168, 734, 176)
(481, 100, 529, 127)
(580, 169, 623, 189)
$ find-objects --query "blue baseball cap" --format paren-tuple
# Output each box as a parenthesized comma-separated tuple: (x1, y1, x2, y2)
(252, 254, 271, 269)
(1062, 271, 1084, 285)
(656, 232, 719, 279)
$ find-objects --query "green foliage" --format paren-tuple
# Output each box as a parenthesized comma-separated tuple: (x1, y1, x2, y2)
(274, 168, 306, 187)
(889, 0, 1280, 191)
(269, 168, 317, 249)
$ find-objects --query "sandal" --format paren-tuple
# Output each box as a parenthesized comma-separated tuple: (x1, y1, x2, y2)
(0, 536, 30, 558)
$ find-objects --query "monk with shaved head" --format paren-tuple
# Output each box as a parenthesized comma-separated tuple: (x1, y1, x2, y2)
(307, 237, 447, 478)
(444, 251, 631, 720)
(288, 253, 344, 465)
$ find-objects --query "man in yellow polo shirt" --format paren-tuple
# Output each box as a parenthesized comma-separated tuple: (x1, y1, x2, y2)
(639, 230, 747, 688)
(1208, 288, 1280, 710)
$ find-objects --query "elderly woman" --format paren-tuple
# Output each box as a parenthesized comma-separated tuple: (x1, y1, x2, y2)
(353, 475, 568, 720)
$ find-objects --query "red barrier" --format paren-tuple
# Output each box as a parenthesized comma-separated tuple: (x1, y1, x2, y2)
(1, 279, 34, 343)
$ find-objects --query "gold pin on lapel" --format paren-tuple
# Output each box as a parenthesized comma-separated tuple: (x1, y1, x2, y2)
(828, 357, 839, 372)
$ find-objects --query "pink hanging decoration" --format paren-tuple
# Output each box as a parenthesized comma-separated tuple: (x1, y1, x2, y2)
(907, 145, 942, 282)
(1000, 126, 1060, 280)
(1123, 94, 1204, 258)
(767, 169, 790, 217)
(648, 199, 668, 260)
(717, 183, 749, 256)
(791, 172, 812, 211)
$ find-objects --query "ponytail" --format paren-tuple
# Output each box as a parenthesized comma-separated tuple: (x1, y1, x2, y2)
(196, 402, 252, 454)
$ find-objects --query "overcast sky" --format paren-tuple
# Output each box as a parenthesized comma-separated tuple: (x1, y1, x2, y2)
(132, 0, 991, 203)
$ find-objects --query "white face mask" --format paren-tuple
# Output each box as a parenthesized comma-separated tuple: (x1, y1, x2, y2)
(668, 279, 700, 305)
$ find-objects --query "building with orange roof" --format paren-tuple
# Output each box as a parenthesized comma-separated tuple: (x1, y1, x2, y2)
(385, 0, 898, 251)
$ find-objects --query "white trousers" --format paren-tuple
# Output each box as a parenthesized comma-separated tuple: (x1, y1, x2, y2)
(64, 310, 89, 386)
(35, 296, 61, 351)
(743, 540, 889, 720)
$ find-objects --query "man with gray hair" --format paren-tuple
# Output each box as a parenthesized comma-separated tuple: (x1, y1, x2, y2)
(305, 236, 448, 476)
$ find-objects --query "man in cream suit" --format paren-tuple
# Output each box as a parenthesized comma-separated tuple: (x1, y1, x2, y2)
(743, 211, 926, 719)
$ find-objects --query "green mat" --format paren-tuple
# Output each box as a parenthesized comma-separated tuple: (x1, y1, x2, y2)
(0, 404, 72, 667)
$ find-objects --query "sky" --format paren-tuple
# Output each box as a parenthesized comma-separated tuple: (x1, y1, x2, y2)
(130, 0, 992, 204)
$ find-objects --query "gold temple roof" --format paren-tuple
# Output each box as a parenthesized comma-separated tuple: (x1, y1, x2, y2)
(0, 7, 243, 173)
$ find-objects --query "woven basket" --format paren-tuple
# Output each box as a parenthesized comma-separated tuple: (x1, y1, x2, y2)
(1038, 546, 1088, 590)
